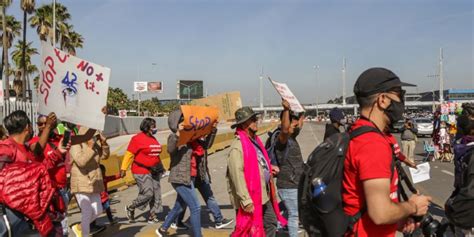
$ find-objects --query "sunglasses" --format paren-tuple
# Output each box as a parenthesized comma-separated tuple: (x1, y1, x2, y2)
(37, 122, 46, 126)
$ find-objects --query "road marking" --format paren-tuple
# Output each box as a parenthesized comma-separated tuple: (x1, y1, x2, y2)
(162, 189, 176, 198)
(441, 170, 454, 176)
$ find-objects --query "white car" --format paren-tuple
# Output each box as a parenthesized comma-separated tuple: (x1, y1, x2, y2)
(414, 118, 433, 137)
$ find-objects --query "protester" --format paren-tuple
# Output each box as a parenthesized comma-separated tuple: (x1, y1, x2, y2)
(226, 107, 286, 237)
(156, 110, 203, 237)
(169, 121, 234, 230)
(121, 118, 164, 223)
(400, 118, 418, 163)
(0, 110, 69, 237)
(100, 164, 120, 225)
(70, 128, 110, 237)
(323, 107, 345, 140)
(271, 100, 304, 237)
(447, 103, 474, 236)
(343, 67, 432, 236)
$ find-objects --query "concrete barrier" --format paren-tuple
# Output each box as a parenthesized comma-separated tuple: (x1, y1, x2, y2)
(103, 116, 169, 138)
(104, 123, 278, 190)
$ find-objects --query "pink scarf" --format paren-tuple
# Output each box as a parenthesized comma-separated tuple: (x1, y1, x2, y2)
(232, 128, 287, 237)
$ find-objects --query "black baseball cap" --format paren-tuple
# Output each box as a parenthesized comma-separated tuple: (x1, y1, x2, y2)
(354, 67, 415, 97)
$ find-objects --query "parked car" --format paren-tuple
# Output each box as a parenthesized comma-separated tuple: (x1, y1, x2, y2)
(390, 120, 405, 133)
(414, 118, 433, 137)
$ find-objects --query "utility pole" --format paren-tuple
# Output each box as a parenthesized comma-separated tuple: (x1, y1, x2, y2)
(313, 65, 319, 116)
(259, 66, 263, 110)
(53, 0, 56, 46)
(342, 57, 347, 106)
(439, 48, 444, 104)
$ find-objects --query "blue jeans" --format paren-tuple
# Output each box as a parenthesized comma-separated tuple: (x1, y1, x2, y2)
(175, 177, 223, 223)
(278, 189, 299, 237)
(162, 179, 202, 237)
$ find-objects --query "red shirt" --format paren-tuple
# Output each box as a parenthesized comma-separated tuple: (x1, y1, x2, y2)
(29, 136, 68, 188)
(343, 119, 399, 237)
(127, 132, 162, 174)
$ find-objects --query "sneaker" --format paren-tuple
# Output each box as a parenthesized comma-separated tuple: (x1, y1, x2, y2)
(71, 224, 82, 237)
(170, 222, 189, 230)
(215, 218, 234, 229)
(125, 205, 135, 222)
(155, 227, 168, 237)
(148, 213, 160, 224)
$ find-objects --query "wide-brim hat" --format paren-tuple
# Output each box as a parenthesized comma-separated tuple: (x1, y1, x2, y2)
(231, 106, 260, 129)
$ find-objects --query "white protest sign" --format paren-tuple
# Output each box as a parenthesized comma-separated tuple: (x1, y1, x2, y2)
(268, 77, 305, 113)
(409, 162, 431, 184)
(39, 41, 110, 130)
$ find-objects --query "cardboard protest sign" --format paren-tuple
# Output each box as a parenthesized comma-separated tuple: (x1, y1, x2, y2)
(39, 42, 110, 130)
(268, 77, 305, 113)
(178, 105, 219, 146)
(190, 91, 242, 121)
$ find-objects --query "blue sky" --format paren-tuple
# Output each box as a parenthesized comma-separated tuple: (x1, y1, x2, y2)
(7, 0, 474, 105)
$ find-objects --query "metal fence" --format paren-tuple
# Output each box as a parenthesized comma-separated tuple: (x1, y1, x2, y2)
(1, 100, 39, 134)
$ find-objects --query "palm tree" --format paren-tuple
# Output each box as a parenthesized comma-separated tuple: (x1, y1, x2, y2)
(1, 14, 21, 100)
(11, 40, 38, 99)
(60, 23, 83, 55)
(1, 0, 13, 99)
(20, 0, 35, 101)
(29, 3, 70, 45)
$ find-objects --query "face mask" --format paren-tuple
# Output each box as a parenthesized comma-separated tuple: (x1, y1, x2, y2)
(151, 128, 158, 135)
(291, 127, 301, 138)
(385, 99, 405, 125)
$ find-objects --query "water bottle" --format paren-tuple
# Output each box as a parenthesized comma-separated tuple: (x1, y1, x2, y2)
(312, 178, 327, 198)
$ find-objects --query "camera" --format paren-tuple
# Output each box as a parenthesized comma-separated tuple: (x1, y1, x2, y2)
(414, 213, 449, 237)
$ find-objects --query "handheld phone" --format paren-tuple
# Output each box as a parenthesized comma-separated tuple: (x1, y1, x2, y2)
(62, 130, 71, 147)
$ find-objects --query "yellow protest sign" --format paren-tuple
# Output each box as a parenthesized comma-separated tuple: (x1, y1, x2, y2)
(178, 105, 219, 146)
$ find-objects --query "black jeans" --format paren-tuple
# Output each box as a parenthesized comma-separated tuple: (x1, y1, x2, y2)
(263, 201, 278, 237)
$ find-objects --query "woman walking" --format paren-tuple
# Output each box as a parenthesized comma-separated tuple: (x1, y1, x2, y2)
(122, 118, 164, 223)
(70, 128, 110, 237)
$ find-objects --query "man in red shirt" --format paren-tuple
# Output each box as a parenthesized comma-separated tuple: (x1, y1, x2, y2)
(343, 67, 432, 237)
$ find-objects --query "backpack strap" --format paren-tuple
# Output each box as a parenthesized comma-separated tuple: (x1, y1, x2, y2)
(349, 126, 381, 140)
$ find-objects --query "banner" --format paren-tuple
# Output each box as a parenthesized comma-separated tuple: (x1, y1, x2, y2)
(190, 91, 242, 121)
(268, 77, 305, 113)
(39, 42, 111, 130)
(178, 105, 219, 146)
(147, 81, 163, 93)
(134, 82, 147, 92)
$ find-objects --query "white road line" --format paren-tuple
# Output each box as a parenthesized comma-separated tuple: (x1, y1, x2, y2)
(441, 170, 454, 176)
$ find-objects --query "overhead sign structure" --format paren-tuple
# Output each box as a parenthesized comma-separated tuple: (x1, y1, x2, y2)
(38, 41, 110, 130)
(134, 81, 148, 92)
(190, 91, 242, 121)
(268, 77, 305, 113)
(147, 81, 163, 93)
(178, 105, 219, 146)
(178, 80, 204, 100)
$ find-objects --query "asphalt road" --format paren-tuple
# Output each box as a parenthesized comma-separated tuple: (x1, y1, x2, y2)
(67, 122, 457, 237)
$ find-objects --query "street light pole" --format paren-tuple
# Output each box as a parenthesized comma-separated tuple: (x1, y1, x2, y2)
(313, 65, 319, 117)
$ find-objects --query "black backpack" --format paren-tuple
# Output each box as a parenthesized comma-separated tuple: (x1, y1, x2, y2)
(298, 126, 382, 237)
(445, 145, 474, 229)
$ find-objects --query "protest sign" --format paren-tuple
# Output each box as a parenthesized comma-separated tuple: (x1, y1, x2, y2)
(38, 41, 110, 130)
(409, 162, 431, 184)
(190, 91, 242, 121)
(178, 105, 219, 146)
(268, 77, 305, 113)
(118, 110, 127, 118)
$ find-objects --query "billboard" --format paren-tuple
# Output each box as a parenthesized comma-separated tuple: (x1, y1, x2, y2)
(134, 82, 147, 92)
(147, 82, 163, 93)
(178, 80, 203, 99)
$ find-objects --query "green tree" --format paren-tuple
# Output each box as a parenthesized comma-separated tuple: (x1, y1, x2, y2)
(20, 0, 35, 101)
(29, 3, 71, 44)
(59, 23, 83, 55)
(107, 87, 131, 115)
(11, 40, 38, 98)
(1, 5, 20, 98)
